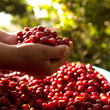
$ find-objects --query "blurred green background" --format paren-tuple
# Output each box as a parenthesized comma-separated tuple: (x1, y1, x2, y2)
(0, 0, 110, 71)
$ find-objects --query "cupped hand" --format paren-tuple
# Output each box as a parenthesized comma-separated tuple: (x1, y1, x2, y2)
(6, 33, 17, 45)
(0, 29, 17, 45)
(14, 42, 73, 78)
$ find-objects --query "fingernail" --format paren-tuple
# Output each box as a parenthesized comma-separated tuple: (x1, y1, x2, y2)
(64, 46, 70, 56)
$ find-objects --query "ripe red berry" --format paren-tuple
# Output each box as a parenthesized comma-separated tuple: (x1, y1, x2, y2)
(40, 36, 48, 44)
(57, 39, 64, 45)
(1, 78, 9, 86)
(36, 31, 44, 38)
(63, 38, 69, 45)
(25, 31, 33, 37)
(24, 27, 30, 31)
(51, 30, 57, 37)
(48, 38, 56, 46)
(37, 25, 45, 31)
(21, 104, 30, 110)
(102, 105, 110, 110)
(17, 31, 23, 36)
(29, 35, 40, 43)
(33, 26, 37, 31)
(24, 39, 31, 43)
(93, 103, 102, 110)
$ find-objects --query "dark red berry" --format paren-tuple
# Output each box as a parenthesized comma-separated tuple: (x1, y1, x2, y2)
(37, 25, 45, 31)
(24, 27, 30, 31)
(40, 36, 48, 44)
(29, 35, 40, 43)
(48, 38, 56, 46)
(21, 104, 30, 110)
(63, 38, 69, 45)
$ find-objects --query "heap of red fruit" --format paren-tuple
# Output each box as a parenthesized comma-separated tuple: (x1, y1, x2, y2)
(0, 62, 110, 110)
(0, 26, 110, 110)
(16, 25, 70, 46)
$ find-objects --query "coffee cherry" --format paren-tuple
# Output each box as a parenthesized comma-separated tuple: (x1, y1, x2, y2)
(1, 78, 9, 86)
(40, 36, 48, 44)
(37, 25, 45, 31)
(17, 31, 23, 37)
(63, 38, 69, 45)
(51, 30, 57, 38)
(24, 27, 30, 31)
(36, 31, 44, 38)
(102, 105, 110, 110)
(21, 104, 30, 110)
(93, 103, 102, 110)
(48, 38, 56, 46)
(29, 35, 39, 43)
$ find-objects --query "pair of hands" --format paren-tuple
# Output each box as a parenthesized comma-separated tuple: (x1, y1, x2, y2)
(2, 32, 73, 77)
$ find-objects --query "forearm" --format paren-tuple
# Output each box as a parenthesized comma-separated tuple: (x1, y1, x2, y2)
(0, 42, 21, 71)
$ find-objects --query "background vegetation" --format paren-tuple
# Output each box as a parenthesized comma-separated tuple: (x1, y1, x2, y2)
(0, 0, 110, 71)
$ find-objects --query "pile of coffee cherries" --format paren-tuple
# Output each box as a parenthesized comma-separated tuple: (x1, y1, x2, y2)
(0, 26, 110, 110)
(0, 62, 110, 110)
(16, 25, 70, 46)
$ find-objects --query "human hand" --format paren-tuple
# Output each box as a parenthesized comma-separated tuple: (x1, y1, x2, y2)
(5, 33, 17, 45)
(13, 42, 73, 78)
(0, 29, 17, 45)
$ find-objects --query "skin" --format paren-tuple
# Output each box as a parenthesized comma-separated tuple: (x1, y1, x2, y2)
(0, 29, 73, 77)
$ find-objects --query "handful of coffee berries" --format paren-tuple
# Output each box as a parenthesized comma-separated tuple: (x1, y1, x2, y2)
(17, 25, 70, 46)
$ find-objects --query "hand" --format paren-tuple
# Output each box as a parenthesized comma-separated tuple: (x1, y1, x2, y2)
(5, 33, 17, 45)
(14, 42, 73, 78)
(0, 29, 17, 45)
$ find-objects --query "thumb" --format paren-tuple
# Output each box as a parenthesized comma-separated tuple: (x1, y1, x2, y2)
(45, 45, 70, 59)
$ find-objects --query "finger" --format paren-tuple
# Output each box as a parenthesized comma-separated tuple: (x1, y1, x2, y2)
(50, 49, 71, 73)
(44, 44, 71, 59)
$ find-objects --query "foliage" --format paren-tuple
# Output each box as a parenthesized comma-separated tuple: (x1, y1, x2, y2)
(0, 0, 29, 17)
(0, 0, 38, 28)
(40, 0, 110, 70)
(0, 0, 110, 70)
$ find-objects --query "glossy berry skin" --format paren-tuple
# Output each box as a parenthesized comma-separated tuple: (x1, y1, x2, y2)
(21, 104, 30, 110)
(17, 31, 23, 37)
(63, 38, 69, 45)
(51, 31, 57, 37)
(40, 36, 48, 44)
(37, 25, 45, 31)
(24, 27, 30, 31)
(36, 32, 44, 38)
(29, 35, 40, 43)
(48, 38, 56, 46)
(1, 78, 9, 86)
(16, 25, 70, 46)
